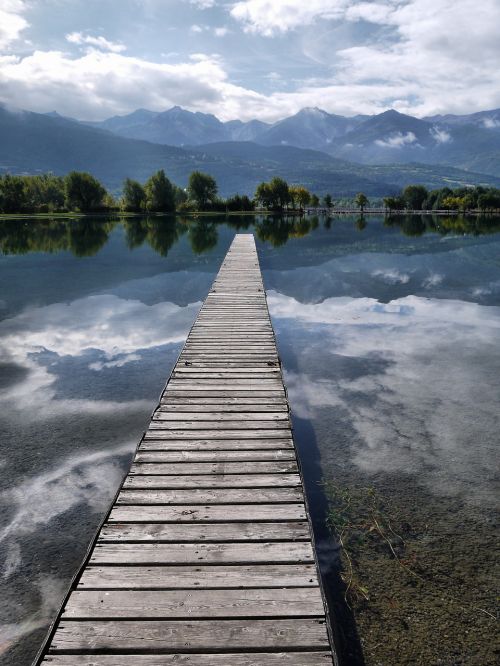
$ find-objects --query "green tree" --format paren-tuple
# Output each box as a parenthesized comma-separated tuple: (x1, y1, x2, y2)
(269, 177, 290, 211)
(173, 185, 188, 208)
(122, 178, 146, 212)
(23, 174, 65, 212)
(355, 192, 368, 212)
(478, 190, 500, 212)
(296, 187, 311, 210)
(145, 169, 175, 212)
(254, 182, 277, 210)
(65, 171, 106, 212)
(0, 175, 27, 213)
(323, 193, 333, 210)
(383, 195, 405, 211)
(289, 185, 311, 211)
(402, 185, 428, 210)
(188, 171, 218, 210)
(310, 194, 320, 207)
(226, 194, 255, 211)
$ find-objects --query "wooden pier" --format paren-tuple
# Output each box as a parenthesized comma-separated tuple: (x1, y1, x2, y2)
(39, 234, 334, 665)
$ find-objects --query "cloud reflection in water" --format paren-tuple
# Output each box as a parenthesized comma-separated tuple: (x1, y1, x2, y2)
(268, 291, 500, 506)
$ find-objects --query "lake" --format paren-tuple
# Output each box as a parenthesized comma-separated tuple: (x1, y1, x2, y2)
(0, 214, 498, 665)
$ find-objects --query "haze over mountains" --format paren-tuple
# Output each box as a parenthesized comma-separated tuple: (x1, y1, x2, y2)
(88, 105, 500, 177)
(1, 104, 500, 197)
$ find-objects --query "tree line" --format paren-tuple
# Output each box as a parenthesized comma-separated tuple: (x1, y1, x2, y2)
(1, 170, 499, 215)
(0, 170, 334, 215)
(0, 170, 256, 215)
(383, 185, 500, 213)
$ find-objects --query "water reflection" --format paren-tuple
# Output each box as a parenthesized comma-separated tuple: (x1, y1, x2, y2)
(0, 213, 499, 665)
(2, 213, 499, 258)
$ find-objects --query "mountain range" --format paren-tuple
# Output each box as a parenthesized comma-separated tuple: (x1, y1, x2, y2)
(86, 105, 500, 177)
(1, 104, 500, 197)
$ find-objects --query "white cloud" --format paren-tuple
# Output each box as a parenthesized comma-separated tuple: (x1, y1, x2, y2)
(269, 290, 500, 504)
(430, 125, 452, 144)
(375, 131, 417, 148)
(231, 0, 350, 36)
(0, 575, 68, 656)
(0, 294, 199, 359)
(88, 352, 142, 371)
(190, 24, 204, 33)
(483, 117, 500, 129)
(0, 294, 200, 416)
(0, 443, 132, 547)
(66, 31, 126, 53)
(0, 0, 28, 50)
(0, 49, 273, 121)
(1, 0, 499, 120)
(371, 269, 410, 284)
(229, 0, 500, 118)
(190, 0, 216, 8)
(422, 273, 443, 289)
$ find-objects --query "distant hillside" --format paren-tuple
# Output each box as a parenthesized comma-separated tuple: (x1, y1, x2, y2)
(85, 105, 500, 176)
(1, 106, 500, 197)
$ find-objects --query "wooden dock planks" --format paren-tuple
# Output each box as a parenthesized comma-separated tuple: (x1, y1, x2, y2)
(39, 234, 334, 665)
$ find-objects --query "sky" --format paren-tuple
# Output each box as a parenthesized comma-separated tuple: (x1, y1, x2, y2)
(0, 0, 499, 122)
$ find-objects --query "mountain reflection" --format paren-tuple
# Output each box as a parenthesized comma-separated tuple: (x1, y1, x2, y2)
(1, 213, 500, 256)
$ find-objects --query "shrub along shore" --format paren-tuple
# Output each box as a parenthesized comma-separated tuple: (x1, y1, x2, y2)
(1, 170, 499, 215)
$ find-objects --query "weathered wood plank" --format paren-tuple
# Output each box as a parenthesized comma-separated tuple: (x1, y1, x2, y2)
(159, 396, 287, 406)
(116, 487, 303, 505)
(123, 474, 301, 489)
(173, 368, 281, 375)
(156, 404, 287, 413)
(89, 541, 314, 564)
(49, 619, 329, 652)
(163, 391, 286, 398)
(152, 410, 289, 419)
(79, 564, 319, 588)
(144, 429, 292, 439)
(135, 450, 295, 463)
(42, 652, 334, 665)
(63, 588, 325, 619)
(139, 440, 293, 451)
(130, 461, 298, 474)
(37, 234, 333, 665)
(147, 421, 290, 431)
(108, 503, 306, 523)
(98, 521, 311, 543)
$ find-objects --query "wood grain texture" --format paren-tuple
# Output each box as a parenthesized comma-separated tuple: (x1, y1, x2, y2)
(134, 450, 295, 462)
(116, 487, 303, 505)
(49, 619, 329, 651)
(123, 473, 301, 488)
(38, 234, 333, 665)
(108, 503, 307, 523)
(63, 587, 325, 618)
(43, 652, 333, 665)
(129, 461, 298, 475)
(98, 521, 311, 542)
(88, 541, 314, 565)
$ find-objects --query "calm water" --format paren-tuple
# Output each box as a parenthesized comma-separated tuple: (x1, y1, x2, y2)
(0, 215, 498, 665)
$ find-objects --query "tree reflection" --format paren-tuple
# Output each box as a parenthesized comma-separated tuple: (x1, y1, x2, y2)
(68, 219, 116, 257)
(355, 215, 367, 231)
(123, 217, 149, 249)
(254, 214, 319, 246)
(0, 218, 115, 256)
(2, 213, 500, 257)
(383, 213, 500, 237)
(145, 217, 186, 257)
(188, 220, 218, 254)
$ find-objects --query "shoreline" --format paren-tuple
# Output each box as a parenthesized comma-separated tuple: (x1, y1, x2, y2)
(1, 208, 499, 221)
